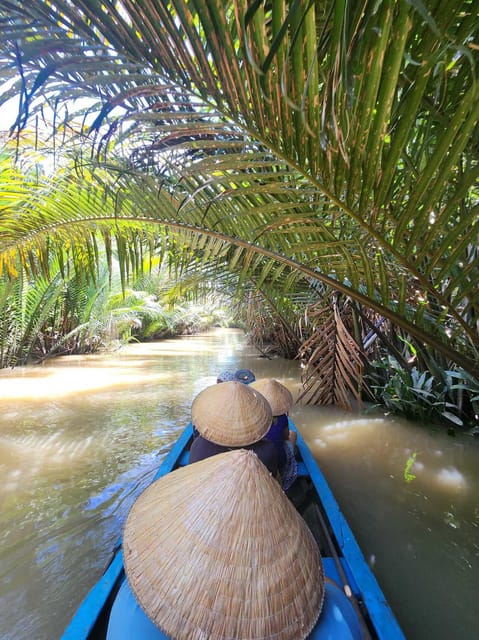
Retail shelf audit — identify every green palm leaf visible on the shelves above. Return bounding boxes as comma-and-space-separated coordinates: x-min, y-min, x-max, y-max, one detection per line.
0, 0, 477, 379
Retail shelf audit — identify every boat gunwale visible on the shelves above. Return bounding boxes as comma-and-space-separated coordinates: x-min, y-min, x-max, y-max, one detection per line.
291, 421, 405, 639
61, 426, 193, 640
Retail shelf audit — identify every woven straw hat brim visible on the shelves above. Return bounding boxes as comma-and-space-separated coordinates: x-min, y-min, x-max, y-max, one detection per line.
123, 449, 324, 640
191, 381, 273, 446
251, 379, 294, 416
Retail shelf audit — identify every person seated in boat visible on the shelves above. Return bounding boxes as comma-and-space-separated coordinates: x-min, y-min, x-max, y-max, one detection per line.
107, 449, 363, 640
250, 378, 298, 490
108, 450, 325, 640
191, 371, 234, 437
191, 369, 256, 438
189, 380, 279, 477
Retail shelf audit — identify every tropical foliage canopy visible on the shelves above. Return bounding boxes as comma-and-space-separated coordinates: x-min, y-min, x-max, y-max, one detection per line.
0, 1, 478, 421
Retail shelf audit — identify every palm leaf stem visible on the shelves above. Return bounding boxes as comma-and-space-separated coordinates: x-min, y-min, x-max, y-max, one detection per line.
359, 1, 412, 211
348, 0, 394, 200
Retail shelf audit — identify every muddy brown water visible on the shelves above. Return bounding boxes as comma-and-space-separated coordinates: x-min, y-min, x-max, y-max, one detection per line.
0, 329, 478, 639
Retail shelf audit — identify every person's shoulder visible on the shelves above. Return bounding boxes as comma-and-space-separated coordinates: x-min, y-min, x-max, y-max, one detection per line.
189, 435, 225, 462
253, 438, 276, 452
250, 439, 279, 474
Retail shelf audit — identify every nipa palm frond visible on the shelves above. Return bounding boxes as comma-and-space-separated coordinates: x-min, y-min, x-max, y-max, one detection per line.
298, 299, 370, 410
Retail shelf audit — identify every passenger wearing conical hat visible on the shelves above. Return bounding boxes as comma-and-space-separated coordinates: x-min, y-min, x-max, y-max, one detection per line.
189, 381, 278, 476
107, 449, 325, 640
250, 378, 298, 491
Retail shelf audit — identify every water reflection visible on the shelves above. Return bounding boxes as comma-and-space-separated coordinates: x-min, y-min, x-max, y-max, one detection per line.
0, 330, 266, 639
0, 330, 478, 640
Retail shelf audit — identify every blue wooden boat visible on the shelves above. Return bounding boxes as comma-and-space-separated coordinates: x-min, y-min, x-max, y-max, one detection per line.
61, 422, 405, 639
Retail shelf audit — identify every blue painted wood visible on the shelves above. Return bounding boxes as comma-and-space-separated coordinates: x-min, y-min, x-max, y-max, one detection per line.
62, 552, 125, 640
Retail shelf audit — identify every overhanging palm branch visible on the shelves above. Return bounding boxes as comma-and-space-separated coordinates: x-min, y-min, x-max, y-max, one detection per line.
0, 1, 477, 379
1, 149, 479, 374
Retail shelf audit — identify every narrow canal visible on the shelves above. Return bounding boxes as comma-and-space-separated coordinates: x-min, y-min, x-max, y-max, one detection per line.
0, 329, 477, 639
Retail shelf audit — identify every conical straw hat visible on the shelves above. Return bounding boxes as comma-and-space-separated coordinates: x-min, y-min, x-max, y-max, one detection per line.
123, 449, 324, 640
191, 380, 272, 446
251, 378, 294, 416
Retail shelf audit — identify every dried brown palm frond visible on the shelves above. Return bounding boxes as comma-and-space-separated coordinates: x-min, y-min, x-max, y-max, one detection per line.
298, 298, 370, 410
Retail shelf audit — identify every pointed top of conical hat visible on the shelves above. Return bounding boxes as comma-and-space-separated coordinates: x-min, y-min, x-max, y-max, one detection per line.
251, 378, 294, 416
191, 380, 272, 446
123, 449, 324, 640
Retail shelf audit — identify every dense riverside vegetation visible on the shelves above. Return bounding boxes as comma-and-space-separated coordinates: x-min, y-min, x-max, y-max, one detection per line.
0, 1, 477, 429
0, 164, 239, 365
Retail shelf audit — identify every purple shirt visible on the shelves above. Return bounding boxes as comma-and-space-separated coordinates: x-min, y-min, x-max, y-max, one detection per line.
265, 414, 289, 469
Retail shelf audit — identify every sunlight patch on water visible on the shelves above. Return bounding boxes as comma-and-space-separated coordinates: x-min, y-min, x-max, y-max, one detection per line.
436, 467, 468, 491
119, 332, 242, 358
306, 414, 473, 503
401, 453, 469, 494
311, 417, 387, 450
0, 431, 95, 457
322, 418, 386, 431
318, 418, 386, 442
0, 368, 170, 400
0, 432, 101, 491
